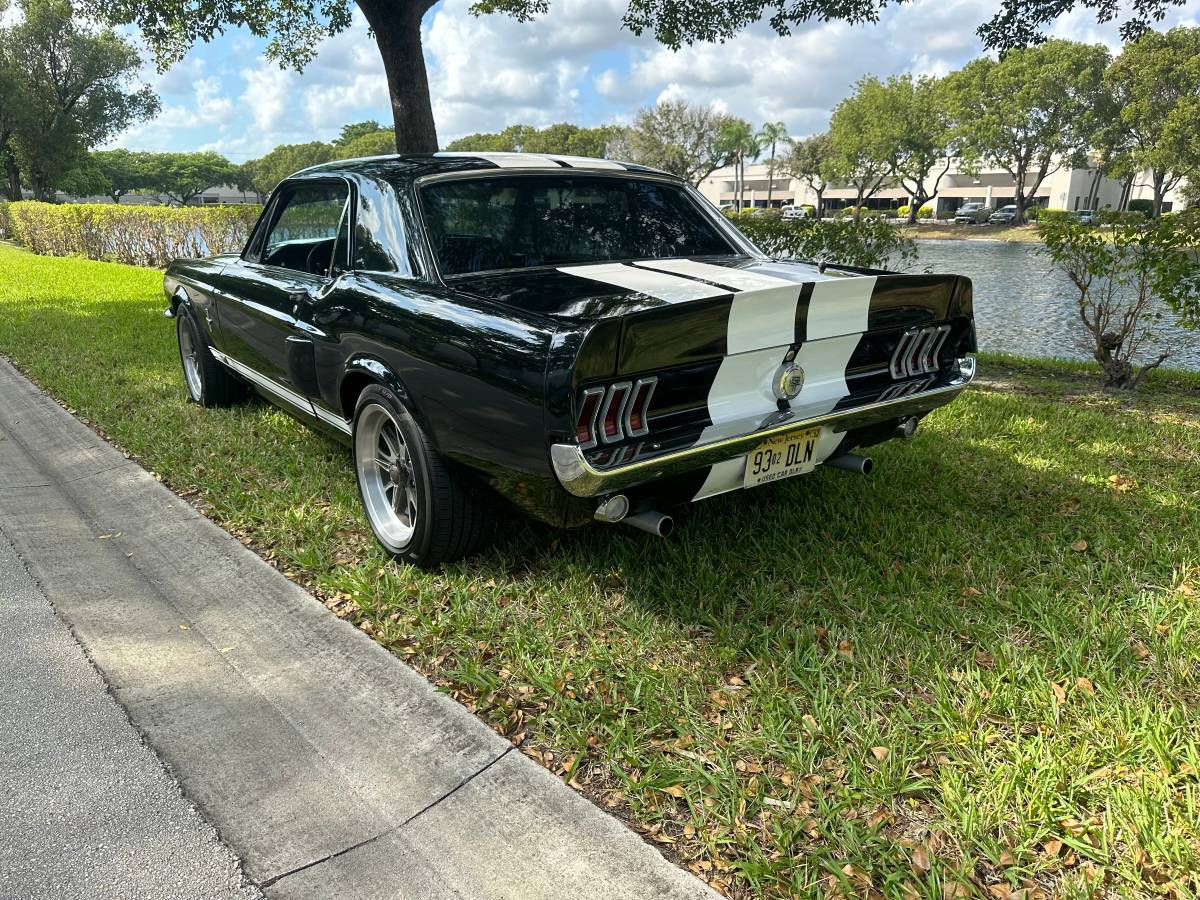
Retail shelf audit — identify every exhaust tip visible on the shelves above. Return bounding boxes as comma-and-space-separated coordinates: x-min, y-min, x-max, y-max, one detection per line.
594, 494, 630, 524
896, 417, 919, 440
658, 515, 674, 538
623, 509, 673, 538
861, 457, 875, 476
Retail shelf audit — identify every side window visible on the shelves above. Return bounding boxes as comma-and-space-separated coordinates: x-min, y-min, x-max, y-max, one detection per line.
261, 183, 349, 275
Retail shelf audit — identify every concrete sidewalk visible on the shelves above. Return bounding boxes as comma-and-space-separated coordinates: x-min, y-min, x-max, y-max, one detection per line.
0, 527, 261, 900
0, 358, 716, 900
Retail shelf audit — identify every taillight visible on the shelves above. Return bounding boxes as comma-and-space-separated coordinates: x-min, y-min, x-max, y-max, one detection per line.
600, 382, 631, 443
576, 387, 605, 449
624, 377, 656, 437
575, 376, 657, 448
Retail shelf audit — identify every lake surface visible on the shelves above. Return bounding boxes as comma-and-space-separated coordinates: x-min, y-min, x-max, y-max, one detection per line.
903, 239, 1200, 371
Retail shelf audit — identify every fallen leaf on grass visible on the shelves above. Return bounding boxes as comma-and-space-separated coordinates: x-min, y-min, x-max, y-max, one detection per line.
1133, 641, 1151, 660
660, 784, 687, 799
802, 714, 819, 732
837, 639, 854, 658
870, 746, 890, 761
911, 844, 931, 874
975, 649, 996, 669
1075, 676, 1095, 696
1042, 839, 1063, 859
1108, 473, 1136, 492
1050, 682, 1067, 703
1070, 540, 1089, 553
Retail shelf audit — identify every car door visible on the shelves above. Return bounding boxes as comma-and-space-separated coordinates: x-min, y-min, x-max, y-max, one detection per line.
217, 179, 351, 401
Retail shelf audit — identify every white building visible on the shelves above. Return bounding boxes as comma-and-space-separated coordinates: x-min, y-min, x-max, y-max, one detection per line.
699, 161, 1190, 216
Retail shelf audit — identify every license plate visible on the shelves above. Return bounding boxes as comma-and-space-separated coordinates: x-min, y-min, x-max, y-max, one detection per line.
744, 427, 821, 489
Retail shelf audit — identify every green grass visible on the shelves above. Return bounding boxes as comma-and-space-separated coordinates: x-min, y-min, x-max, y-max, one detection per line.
903, 224, 1045, 244
3, 242, 1199, 899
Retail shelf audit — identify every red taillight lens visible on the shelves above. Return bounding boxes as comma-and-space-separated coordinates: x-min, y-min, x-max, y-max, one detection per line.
600, 383, 631, 443
576, 377, 657, 448
624, 377, 657, 437
576, 387, 605, 449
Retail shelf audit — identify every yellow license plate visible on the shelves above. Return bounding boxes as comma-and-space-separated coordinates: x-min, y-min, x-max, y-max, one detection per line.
744, 427, 822, 489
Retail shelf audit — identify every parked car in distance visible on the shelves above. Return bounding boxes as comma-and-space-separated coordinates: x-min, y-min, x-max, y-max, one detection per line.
1075, 209, 1099, 224
988, 205, 1019, 225
953, 202, 993, 224
781, 205, 809, 220
165, 152, 977, 567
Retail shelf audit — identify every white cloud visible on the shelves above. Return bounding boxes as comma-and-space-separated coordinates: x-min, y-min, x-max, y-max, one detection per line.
105, 0, 1200, 156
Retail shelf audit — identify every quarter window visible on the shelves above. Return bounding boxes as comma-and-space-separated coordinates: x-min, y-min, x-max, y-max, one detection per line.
261, 183, 350, 275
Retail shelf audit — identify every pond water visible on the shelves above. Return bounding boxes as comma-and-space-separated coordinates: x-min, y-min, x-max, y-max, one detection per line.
903, 239, 1200, 371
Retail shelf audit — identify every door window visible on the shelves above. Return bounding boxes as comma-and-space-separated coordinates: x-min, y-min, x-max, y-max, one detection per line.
261, 183, 349, 275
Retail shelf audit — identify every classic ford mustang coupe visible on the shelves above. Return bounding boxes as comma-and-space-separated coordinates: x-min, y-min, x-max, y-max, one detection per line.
165, 152, 976, 566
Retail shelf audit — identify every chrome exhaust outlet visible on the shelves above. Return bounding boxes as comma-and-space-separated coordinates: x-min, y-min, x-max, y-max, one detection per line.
824, 453, 874, 475
895, 417, 919, 440
594, 494, 631, 524
623, 510, 674, 538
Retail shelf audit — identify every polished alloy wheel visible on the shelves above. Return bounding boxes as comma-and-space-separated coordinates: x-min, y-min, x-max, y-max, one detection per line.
179, 317, 203, 400
355, 403, 418, 549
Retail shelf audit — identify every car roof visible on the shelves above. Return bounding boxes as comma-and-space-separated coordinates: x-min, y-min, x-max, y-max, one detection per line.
294, 152, 672, 182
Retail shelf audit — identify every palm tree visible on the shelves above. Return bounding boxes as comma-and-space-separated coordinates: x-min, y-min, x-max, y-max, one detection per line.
718, 119, 760, 210
756, 121, 792, 207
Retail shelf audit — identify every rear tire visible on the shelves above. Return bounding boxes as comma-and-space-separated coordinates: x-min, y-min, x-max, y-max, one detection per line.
352, 384, 489, 568
176, 306, 247, 407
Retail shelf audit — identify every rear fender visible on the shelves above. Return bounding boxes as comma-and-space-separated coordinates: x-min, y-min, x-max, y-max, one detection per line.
339, 355, 430, 435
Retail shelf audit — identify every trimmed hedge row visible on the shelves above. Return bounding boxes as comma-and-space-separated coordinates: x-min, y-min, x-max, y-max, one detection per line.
0, 201, 262, 268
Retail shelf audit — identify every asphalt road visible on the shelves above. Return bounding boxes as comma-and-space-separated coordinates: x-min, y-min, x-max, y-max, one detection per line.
0, 525, 261, 900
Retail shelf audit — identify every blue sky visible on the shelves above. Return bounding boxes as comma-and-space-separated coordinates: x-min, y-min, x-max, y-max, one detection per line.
111, 0, 1200, 161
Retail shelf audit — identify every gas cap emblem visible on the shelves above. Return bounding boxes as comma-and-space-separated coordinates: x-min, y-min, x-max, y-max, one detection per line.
775, 363, 806, 401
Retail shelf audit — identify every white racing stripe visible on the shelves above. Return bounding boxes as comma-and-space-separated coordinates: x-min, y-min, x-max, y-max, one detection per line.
433, 151, 562, 169
806, 275, 876, 340
558, 263, 728, 304
549, 155, 626, 170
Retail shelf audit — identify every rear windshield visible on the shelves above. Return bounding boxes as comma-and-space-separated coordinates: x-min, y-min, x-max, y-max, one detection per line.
419, 175, 736, 276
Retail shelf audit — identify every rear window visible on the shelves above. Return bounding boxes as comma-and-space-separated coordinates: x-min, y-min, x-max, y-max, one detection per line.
419, 175, 735, 276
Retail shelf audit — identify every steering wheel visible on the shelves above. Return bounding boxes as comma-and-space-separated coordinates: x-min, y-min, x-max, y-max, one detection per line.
306, 241, 330, 275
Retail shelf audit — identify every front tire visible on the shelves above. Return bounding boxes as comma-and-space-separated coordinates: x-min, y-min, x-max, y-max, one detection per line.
176, 306, 247, 407
352, 384, 489, 568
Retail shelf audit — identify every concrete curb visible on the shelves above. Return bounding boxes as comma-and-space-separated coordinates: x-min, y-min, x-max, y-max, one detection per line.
0, 358, 719, 900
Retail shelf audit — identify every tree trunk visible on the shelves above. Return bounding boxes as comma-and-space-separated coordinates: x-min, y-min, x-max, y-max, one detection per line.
3, 153, 21, 202
359, 0, 439, 154
815, 187, 823, 219
1152, 170, 1165, 217
1086, 168, 1102, 212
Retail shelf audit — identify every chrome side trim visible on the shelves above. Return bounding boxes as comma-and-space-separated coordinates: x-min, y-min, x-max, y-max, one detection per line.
312, 403, 352, 435
209, 348, 316, 417
550, 358, 977, 498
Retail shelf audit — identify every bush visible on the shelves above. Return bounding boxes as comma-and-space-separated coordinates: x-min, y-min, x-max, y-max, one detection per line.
729, 215, 918, 271
1038, 208, 1200, 388
0, 201, 263, 268
1128, 198, 1154, 216
896, 205, 910, 219
918, 205, 934, 219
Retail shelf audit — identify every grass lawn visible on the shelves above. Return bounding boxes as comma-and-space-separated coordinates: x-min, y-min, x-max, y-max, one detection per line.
2, 242, 1200, 899
903, 224, 1044, 244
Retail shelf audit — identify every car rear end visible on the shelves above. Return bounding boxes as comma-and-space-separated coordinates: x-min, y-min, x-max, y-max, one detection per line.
546, 257, 976, 522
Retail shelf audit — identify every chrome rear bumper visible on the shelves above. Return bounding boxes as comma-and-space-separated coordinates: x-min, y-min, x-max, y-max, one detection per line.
550, 358, 976, 497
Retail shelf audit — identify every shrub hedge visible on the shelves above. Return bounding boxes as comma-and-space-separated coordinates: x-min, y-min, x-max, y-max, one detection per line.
0, 201, 262, 268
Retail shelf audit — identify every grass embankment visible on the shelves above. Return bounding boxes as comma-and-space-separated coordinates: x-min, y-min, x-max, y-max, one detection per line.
903, 224, 1044, 243
2, 243, 1199, 900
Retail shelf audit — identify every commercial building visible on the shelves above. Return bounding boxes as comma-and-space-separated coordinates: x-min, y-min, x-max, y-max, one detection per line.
699, 161, 1190, 216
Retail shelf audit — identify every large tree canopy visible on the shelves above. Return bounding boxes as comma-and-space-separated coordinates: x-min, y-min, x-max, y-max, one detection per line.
616, 100, 736, 185
79, 0, 1185, 155
1, 0, 158, 200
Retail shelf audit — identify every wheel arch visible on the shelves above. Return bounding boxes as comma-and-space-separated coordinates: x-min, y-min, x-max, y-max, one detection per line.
339, 356, 427, 432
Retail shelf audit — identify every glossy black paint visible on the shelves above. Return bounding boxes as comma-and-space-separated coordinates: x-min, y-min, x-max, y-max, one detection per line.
165, 154, 974, 529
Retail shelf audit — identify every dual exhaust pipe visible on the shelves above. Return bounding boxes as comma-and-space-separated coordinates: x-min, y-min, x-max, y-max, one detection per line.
591, 419, 921, 536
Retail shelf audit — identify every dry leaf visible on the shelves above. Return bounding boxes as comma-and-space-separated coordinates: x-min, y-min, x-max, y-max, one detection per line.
1043, 840, 1063, 858
660, 784, 687, 799
911, 844, 931, 873
837, 639, 854, 657
975, 649, 996, 669
1050, 682, 1067, 703
1076, 676, 1095, 696
1133, 641, 1151, 660
987, 885, 1011, 900
1071, 540, 1089, 553
802, 714, 819, 731
999, 851, 1016, 866
870, 746, 890, 761
962, 586, 984, 597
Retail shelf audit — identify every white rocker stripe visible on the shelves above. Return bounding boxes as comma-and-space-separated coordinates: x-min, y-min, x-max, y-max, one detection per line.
209, 347, 352, 433
557, 262, 728, 304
